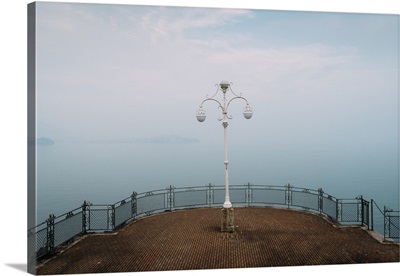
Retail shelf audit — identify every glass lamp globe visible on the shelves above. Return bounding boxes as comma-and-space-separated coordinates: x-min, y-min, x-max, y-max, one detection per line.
220, 80, 230, 92
243, 104, 253, 119
196, 107, 206, 122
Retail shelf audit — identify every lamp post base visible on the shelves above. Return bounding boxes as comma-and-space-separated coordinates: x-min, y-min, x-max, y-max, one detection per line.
221, 207, 235, 232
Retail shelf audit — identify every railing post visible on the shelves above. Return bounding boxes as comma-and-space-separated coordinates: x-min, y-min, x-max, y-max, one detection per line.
111, 204, 116, 230
167, 185, 174, 211
46, 214, 55, 254
82, 201, 86, 233
318, 188, 324, 214
360, 195, 364, 226
384, 206, 388, 241
208, 183, 213, 207
335, 198, 339, 222
285, 183, 292, 209
337, 199, 342, 222
246, 182, 252, 207
365, 199, 370, 229
370, 199, 374, 231
355, 195, 361, 225
131, 191, 137, 219
383, 206, 394, 241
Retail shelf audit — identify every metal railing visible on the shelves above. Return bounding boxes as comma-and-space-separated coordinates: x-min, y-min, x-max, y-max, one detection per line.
384, 208, 400, 241
337, 196, 369, 226
28, 183, 398, 264
370, 199, 400, 242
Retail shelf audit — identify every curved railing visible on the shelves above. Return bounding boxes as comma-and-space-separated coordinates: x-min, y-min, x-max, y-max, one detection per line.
28, 183, 398, 265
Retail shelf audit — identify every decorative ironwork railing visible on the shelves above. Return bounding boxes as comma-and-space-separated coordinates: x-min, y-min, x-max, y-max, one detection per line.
28, 184, 399, 264
384, 209, 400, 240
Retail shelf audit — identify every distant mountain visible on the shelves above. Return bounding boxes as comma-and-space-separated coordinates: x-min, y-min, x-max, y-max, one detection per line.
30, 135, 200, 145
82, 135, 200, 144
37, 121, 85, 143
129, 135, 200, 144
36, 137, 55, 146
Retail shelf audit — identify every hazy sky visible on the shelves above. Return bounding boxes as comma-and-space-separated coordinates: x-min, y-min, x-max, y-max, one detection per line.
36, 2, 398, 140
34, 2, 399, 199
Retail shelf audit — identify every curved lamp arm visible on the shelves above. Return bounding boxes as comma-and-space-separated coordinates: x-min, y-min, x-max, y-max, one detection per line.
226, 96, 253, 120
196, 98, 224, 122
196, 81, 253, 122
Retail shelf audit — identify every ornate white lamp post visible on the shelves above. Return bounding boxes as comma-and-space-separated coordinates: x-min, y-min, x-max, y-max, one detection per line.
196, 81, 253, 232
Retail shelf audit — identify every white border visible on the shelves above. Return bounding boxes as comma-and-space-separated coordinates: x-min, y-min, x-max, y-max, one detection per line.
0, 1, 398, 276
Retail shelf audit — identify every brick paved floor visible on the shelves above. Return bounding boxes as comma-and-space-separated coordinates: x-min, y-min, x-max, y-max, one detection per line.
36, 207, 399, 275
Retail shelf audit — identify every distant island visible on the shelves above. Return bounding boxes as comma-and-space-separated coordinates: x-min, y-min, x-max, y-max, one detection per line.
36, 137, 55, 146
82, 135, 200, 144
129, 135, 200, 144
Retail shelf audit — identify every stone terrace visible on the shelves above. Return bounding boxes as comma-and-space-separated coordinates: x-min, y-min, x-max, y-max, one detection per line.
37, 207, 399, 274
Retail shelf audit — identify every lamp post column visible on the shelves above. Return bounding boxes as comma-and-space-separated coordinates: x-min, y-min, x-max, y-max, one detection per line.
221, 81, 231, 210
221, 116, 234, 232
221, 85, 234, 232
196, 81, 252, 232
222, 116, 231, 208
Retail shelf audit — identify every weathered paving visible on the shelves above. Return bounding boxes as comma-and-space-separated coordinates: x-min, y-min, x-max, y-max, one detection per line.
37, 207, 399, 274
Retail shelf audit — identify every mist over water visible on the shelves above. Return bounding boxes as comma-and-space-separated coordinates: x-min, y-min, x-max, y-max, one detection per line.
36, 140, 399, 226
37, 141, 219, 222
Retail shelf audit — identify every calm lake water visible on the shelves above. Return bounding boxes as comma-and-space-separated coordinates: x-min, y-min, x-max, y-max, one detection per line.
35, 142, 399, 236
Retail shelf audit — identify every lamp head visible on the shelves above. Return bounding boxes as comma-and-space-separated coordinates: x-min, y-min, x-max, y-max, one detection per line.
196, 107, 206, 122
219, 80, 230, 93
243, 104, 253, 119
